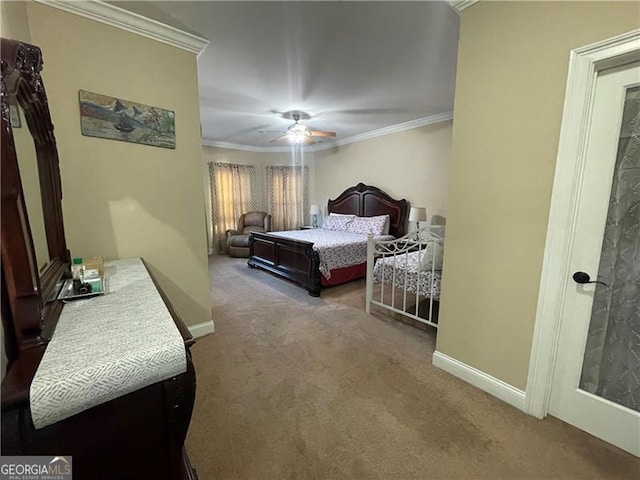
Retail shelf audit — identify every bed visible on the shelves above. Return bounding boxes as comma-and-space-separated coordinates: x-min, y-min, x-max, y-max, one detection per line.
365, 226, 444, 328
248, 183, 408, 296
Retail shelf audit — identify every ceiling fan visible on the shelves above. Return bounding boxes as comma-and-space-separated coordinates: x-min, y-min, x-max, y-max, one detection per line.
261, 111, 336, 145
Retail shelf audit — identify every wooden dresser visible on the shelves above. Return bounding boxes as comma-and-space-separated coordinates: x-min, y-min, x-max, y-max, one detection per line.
1, 258, 199, 479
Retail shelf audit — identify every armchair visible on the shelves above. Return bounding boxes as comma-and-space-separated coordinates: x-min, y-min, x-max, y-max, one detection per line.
225, 211, 272, 258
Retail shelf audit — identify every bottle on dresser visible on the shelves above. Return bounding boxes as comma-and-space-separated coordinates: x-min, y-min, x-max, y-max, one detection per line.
71, 257, 85, 294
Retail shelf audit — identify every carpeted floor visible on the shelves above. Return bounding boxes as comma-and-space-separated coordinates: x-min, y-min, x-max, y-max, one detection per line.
185, 254, 640, 479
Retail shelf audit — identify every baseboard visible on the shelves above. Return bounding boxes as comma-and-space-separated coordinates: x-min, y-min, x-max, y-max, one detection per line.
188, 320, 215, 338
432, 351, 526, 411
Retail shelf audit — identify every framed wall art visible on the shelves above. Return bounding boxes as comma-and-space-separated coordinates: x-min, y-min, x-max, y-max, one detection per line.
78, 90, 175, 149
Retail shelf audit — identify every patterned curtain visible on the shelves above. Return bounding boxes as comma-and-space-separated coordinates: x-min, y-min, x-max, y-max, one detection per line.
208, 162, 257, 253
579, 85, 640, 412
265, 165, 309, 231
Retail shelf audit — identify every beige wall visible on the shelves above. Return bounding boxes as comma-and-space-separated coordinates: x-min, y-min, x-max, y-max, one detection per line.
437, 2, 640, 390
314, 122, 452, 224
25, 3, 211, 327
0, 1, 31, 42
202, 146, 316, 248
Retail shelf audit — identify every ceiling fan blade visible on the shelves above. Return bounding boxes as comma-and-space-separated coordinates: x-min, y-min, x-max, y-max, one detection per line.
309, 130, 336, 138
269, 135, 289, 143
259, 130, 286, 134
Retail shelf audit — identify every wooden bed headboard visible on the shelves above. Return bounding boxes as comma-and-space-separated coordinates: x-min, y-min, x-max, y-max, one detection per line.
327, 183, 409, 238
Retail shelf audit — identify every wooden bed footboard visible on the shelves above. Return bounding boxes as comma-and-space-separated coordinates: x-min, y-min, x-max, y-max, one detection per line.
248, 232, 322, 296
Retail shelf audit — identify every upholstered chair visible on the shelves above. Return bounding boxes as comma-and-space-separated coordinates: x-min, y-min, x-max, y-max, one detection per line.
225, 211, 272, 258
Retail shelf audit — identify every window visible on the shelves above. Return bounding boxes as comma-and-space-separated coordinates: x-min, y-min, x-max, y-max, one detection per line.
265, 165, 309, 231
208, 162, 257, 253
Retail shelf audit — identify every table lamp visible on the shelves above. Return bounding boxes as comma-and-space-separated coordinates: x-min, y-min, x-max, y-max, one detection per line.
310, 205, 321, 228
409, 207, 427, 230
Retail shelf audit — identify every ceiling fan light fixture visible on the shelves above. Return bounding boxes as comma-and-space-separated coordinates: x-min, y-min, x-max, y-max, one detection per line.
288, 123, 311, 136
287, 122, 312, 142
288, 133, 308, 144
266, 110, 335, 145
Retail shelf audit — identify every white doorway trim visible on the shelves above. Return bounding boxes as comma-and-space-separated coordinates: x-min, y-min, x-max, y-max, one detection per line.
525, 29, 640, 419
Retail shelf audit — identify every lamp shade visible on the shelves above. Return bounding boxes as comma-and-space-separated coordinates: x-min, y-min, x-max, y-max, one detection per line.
310, 205, 321, 215
408, 207, 427, 222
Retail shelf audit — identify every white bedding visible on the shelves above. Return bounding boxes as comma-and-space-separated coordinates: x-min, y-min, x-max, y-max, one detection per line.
271, 229, 392, 279
373, 250, 442, 300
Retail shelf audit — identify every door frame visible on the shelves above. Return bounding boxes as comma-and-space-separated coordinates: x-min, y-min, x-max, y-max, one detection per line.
525, 29, 640, 419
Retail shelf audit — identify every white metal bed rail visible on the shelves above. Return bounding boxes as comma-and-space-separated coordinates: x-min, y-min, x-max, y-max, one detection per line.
366, 226, 444, 328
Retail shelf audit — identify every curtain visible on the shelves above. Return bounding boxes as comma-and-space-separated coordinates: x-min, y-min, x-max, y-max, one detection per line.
265, 165, 309, 231
579, 85, 640, 412
208, 162, 257, 253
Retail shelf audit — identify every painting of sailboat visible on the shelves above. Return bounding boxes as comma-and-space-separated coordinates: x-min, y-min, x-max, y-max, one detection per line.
78, 90, 175, 149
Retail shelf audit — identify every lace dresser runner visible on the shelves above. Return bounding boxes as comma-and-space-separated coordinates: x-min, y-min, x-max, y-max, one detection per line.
30, 258, 187, 430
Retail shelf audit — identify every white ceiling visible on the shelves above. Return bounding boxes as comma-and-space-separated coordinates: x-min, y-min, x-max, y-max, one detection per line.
113, 1, 460, 151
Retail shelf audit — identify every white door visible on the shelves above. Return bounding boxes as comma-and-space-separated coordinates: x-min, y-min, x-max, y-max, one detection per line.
548, 63, 640, 456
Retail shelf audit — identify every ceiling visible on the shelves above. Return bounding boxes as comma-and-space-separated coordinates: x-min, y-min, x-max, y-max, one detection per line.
112, 1, 460, 151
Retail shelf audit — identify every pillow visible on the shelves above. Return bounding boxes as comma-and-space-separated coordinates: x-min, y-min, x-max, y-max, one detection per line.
330, 212, 389, 233
346, 215, 388, 236
419, 240, 444, 271
323, 214, 355, 231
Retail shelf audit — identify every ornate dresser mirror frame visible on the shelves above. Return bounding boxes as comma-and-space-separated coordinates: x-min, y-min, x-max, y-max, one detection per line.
1, 38, 69, 361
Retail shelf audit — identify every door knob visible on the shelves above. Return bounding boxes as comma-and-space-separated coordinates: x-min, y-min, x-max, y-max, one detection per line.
572, 271, 608, 287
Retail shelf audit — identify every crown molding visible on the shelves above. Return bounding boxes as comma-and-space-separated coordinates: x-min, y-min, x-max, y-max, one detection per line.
34, 0, 208, 54
449, 1, 479, 13
201, 140, 303, 154
314, 111, 453, 151
201, 111, 454, 153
